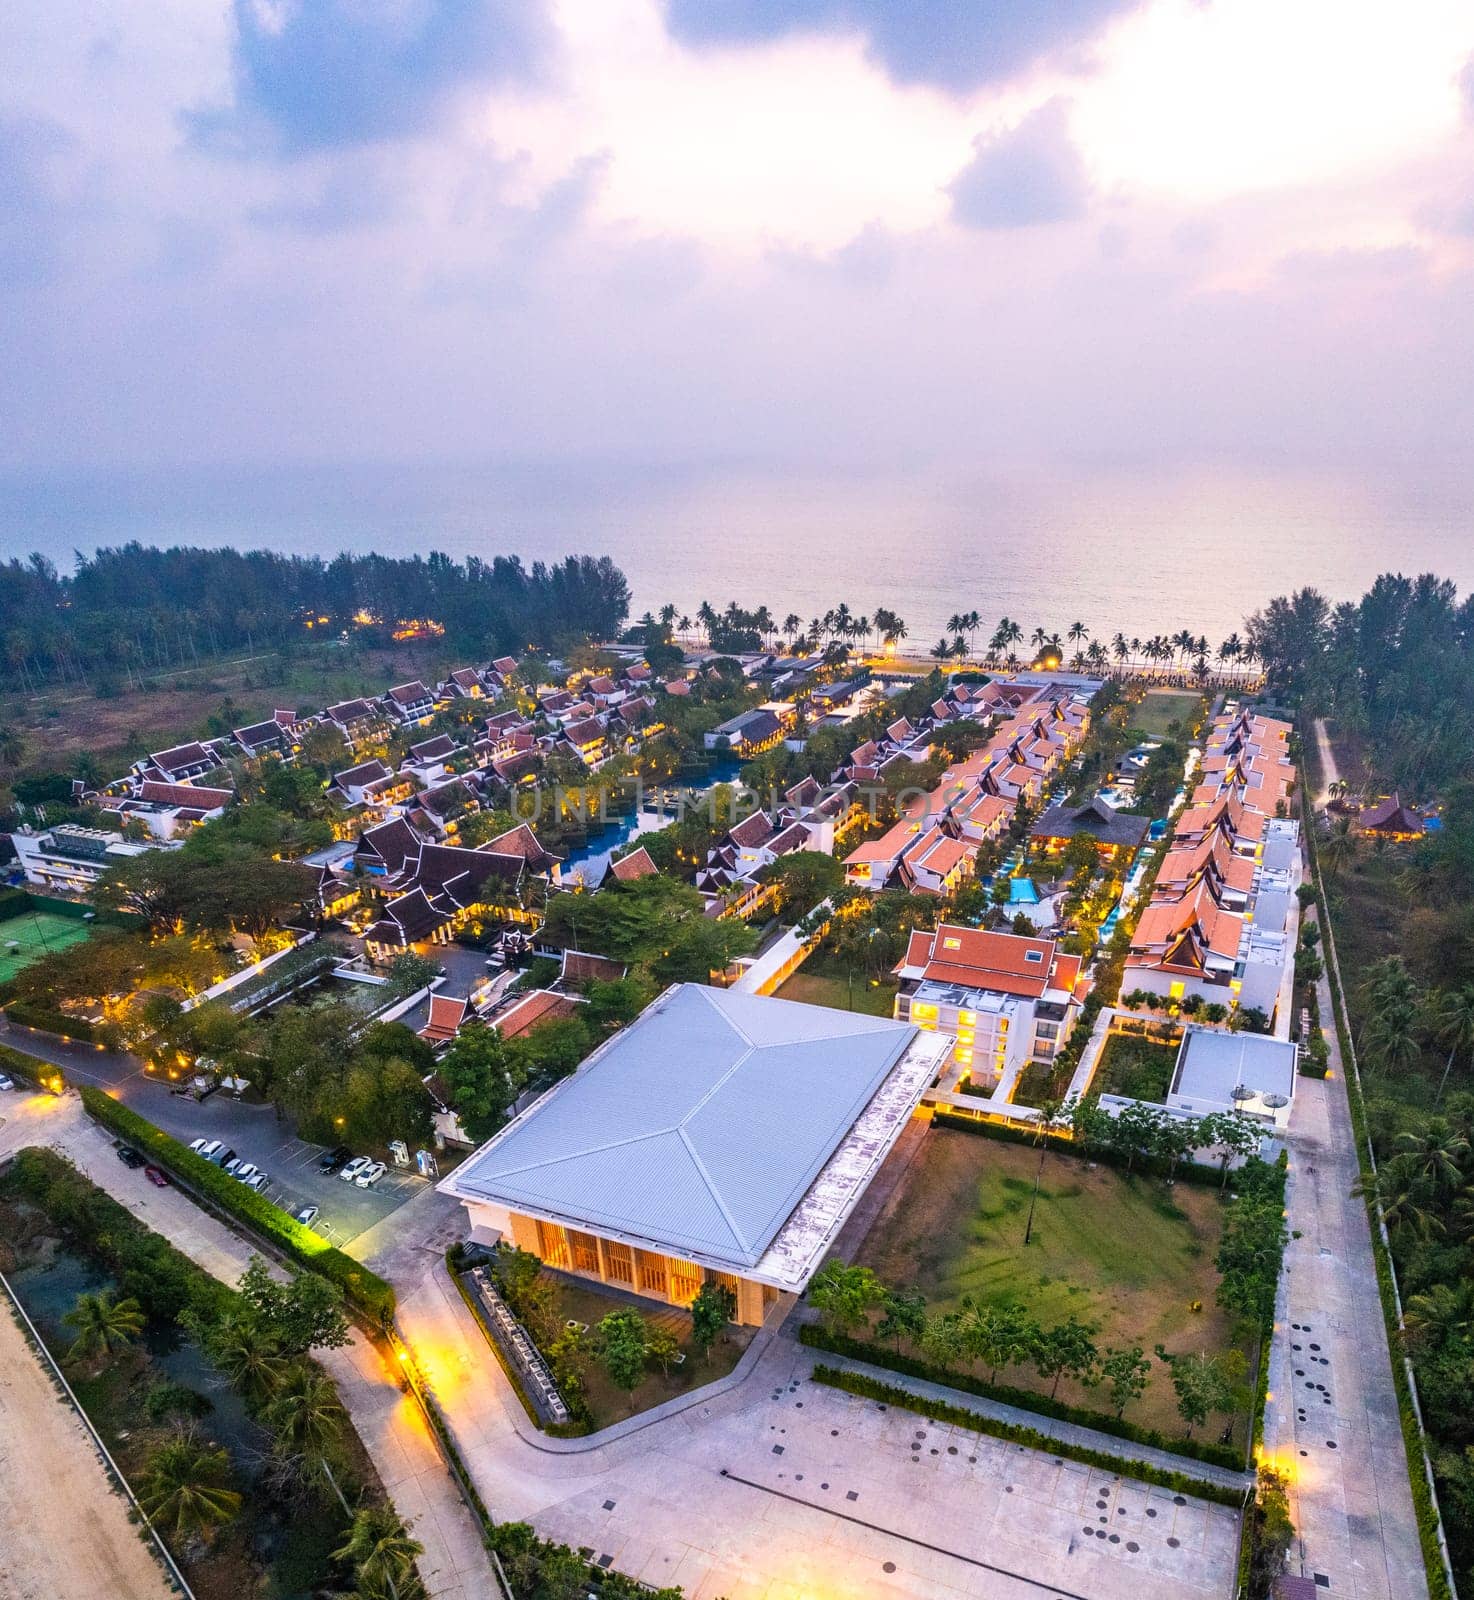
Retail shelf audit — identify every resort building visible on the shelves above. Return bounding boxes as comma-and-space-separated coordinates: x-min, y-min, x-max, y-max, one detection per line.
1357, 793, 1425, 841
893, 924, 1087, 1087
9, 823, 174, 893
1030, 795, 1150, 862
1163, 1025, 1298, 1130
440, 984, 950, 1325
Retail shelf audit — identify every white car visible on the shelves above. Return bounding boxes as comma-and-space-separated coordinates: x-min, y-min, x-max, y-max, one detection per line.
354, 1160, 386, 1189
338, 1156, 370, 1184
293, 1204, 320, 1228
241, 1173, 270, 1193
231, 1163, 264, 1185
0, 1074, 14, 1091
190, 1138, 222, 1161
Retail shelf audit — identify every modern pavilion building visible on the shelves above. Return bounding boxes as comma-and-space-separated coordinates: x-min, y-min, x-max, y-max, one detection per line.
439, 983, 949, 1325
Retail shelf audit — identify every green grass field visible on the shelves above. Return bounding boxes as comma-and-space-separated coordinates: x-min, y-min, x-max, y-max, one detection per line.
0, 912, 92, 983
857, 1131, 1246, 1436
1130, 689, 1202, 738
1094, 1030, 1178, 1100
774, 967, 898, 1018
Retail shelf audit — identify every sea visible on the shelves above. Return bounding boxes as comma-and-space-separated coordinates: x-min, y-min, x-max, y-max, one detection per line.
3, 458, 1472, 650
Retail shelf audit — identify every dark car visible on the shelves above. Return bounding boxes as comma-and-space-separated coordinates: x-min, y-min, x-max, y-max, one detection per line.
143, 1166, 169, 1188
116, 1146, 145, 1169
317, 1145, 353, 1174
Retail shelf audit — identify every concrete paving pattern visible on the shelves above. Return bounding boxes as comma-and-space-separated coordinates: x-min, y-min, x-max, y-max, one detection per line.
1259, 911, 1430, 1599
0, 1301, 171, 1600
375, 1190, 1242, 1600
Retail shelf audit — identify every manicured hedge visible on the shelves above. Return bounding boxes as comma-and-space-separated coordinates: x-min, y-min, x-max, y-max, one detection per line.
4, 1000, 96, 1041
0, 885, 30, 920
79, 1086, 396, 1327
0, 1041, 65, 1092
798, 1324, 1242, 1469
808, 1364, 1246, 1508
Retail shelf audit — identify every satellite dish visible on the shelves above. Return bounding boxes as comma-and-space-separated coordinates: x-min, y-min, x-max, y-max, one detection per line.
1230, 1084, 1254, 1102
1262, 1092, 1290, 1109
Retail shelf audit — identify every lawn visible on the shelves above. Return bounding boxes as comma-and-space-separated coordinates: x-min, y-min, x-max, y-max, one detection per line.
0, 911, 93, 983
550, 1278, 753, 1426
1129, 689, 1202, 738
774, 965, 898, 1019
1094, 1029, 1178, 1101
855, 1130, 1247, 1438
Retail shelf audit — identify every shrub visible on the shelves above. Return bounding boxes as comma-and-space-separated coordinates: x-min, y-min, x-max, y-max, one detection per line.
4, 1000, 96, 1041
807, 1364, 1245, 1507
798, 1324, 1243, 1469
78, 1087, 395, 1327
0, 1042, 65, 1092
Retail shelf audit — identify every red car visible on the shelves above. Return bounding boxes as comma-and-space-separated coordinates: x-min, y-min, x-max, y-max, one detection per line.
143, 1166, 169, 1188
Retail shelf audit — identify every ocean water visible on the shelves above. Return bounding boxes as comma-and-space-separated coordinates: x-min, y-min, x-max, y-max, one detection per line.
3, 459, 1471, 649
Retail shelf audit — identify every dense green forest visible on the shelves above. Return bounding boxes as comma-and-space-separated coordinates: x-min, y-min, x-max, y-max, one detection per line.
0, 546, 631, 691
1248, 572, 1474, 795
1256, 571, 1474, 1585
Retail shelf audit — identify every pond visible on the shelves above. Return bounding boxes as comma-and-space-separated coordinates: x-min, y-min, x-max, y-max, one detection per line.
6, 1230, 332, 1600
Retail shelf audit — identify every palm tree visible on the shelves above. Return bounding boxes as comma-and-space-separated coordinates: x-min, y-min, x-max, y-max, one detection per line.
1030, 625, 1049, 654
139, 1433, 242, 1540
266, 1364, 345, 1463
1363, 1004, 1421, 1078
1111, 632, 1129, 669
1402, 1282, 1473, 1351
1219, 632, 1242, 666
1068, 620, 1088, 650
1430, 986, 1474, 1101
333, 1506, 424, 1597
1395, 1124, 1468, 1193
64, 1290, 145, 1364
695, 601, 717, 643
1319, 816, 1357, 878
1355, 1158, 1441, 1239
207, 1314, 288, 1402
929, 637, 953, 662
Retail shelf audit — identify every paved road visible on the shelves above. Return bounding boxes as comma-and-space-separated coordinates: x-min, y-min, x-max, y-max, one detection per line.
1258, 905, 1429, 1597
1312, 717, 1343, 807
1, 1022, 427, 1245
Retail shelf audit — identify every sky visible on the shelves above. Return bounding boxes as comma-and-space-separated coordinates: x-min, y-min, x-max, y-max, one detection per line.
4, 0, 1474, 482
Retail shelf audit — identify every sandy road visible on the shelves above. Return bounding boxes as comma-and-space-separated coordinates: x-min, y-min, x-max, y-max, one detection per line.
0, 1303, 171, 1600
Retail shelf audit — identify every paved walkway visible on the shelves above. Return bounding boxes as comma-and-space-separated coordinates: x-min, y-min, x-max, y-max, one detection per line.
3, 1098, 496, 1600
1259, 909, 1429, 1599
1312, 718, 1343, 807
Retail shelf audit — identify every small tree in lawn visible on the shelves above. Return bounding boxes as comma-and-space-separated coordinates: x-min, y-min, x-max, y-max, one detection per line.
1099, 1345, 1152, 1418
920, 1311, 967, 1372
1155, 1346, 1246, 1439
806, 1258, 885, 1336
1032, 1316, 1099, 1399
598, 1307, 650, 1406
876, 1288, 927, 1351
646, 1324, 683, 1378
689, 1281, 736, 1363
960, 1300, 1038, 1385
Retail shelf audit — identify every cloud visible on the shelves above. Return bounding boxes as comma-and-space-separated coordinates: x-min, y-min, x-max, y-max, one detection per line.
0, 110, 77, 287
1462, 54, 1474, 117
948, 101, 1089, 229
191, 0, 552, 156
662, 0, 1141, 93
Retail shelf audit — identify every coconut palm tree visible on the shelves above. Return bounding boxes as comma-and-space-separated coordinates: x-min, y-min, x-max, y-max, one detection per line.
1395, 1124, 1469, 1194
1363, 1004, 1422, 1078
1030, 624, 1050, 654
1319, 816, 1357, 878
1219, 632, 1242, 666
1111, 632, 1129, 669
929, 637, 953, 661
1429, 985, 1474, 1102
266, 1364, 345, 1463
207, 1315, 288, 1403
64, 1290, 145, 1364
1068, 620, 1089, 650
139, 1433, 242, 1541
1355, 1158, 1442, 1239
333, 1506, 425, 1597
782, 613, 802, 648
1402, 1282, 1473, 1351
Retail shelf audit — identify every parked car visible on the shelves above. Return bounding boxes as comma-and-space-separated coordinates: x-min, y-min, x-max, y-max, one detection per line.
241, 1173, 270, 1193
116, 1146, 145, 1169
354, 1160, 386, 1189
230, 1163, 264, 1185
189, 1137, 221, 1159
293, 1204, 320, 1228
223, 1156, 244, 1175
0, 1074, 14, 1091
209, 1148, 237, 1169
143, 1166, 169, 1188
338, 1156, 370, 1184
317, 1145, 353, 1174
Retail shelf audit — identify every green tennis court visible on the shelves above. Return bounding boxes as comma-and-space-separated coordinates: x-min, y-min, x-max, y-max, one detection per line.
0, 911, 93, 983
